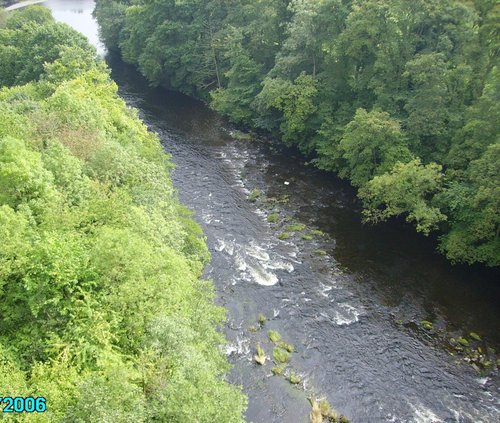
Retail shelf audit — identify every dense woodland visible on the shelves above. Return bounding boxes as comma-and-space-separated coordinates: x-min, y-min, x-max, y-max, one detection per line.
0, 7, 246, 422
95, 0, 500, 267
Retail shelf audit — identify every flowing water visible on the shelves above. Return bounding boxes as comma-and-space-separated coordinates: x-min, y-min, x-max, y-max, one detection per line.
39, 1, 500, 421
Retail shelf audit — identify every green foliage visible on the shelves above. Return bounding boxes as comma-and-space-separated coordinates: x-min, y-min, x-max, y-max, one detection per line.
360, 160, 446, 235
0, 9, 6, 29
0, 9, 246, 422
0, 7, 95, 87
439, 144, 500, 266
92, 0, 127, 51
95, 0, 500, 266
256, 73, 318, 147
337, 109, 412, 187
211, 28, 262, 123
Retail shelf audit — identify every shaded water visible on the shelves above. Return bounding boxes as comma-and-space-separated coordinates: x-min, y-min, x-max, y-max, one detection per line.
45, 2, 500, 422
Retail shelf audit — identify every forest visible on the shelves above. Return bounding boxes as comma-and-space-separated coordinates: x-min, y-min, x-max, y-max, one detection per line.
95, 0, 499, 267
0, 7, 246, 422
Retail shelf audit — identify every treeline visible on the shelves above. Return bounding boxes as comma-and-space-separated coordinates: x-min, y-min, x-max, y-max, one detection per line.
95, 0, 499, 267
0, 7, 246, 422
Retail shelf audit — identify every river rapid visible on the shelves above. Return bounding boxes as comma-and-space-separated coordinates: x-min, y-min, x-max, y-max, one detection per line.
39, 1, 500, 422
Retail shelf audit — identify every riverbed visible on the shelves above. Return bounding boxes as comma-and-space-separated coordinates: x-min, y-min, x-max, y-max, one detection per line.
41, 1, 500, 421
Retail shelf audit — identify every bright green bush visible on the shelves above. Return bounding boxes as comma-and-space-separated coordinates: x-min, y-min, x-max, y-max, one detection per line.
0, 8, 246, 422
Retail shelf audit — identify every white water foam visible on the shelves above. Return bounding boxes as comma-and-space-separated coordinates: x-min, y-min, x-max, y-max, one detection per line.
331, 303, 362, 326
410, 404, 443, 423
319, 282, 333, 298
225, 335, 250, 357
215, 238, 294, 286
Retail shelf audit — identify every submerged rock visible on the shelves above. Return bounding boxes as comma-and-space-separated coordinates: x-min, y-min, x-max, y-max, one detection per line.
420, 320, 433, 330
469, 332, 482, 341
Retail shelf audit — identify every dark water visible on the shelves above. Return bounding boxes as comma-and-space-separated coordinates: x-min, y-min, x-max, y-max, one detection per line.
45, 2, 500, 422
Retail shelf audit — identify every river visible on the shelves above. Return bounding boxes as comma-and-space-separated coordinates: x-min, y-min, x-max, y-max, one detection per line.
36, 1, 500, 421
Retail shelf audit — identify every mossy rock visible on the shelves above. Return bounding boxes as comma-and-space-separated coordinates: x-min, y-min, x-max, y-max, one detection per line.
273, 347, 290, 364
280, 342, 295, 353
286, 222, 307, 232
268, 330, 282, 343
318, 399, 330, 416
271, 364, 286, 375
469, 332, 481, 341
254, 343, 266, 365
248, 189, 261, 202
395, 319, 404, 325
248, 325, 258, 332
315, 250, 327, 256
267, 213, 280, 223
309, 399, 323, 423
458, 337, 469, 347
231, 130, 252, 141
278, 232, 290, 240
279, 195, 290, 204
301, 234, 314, 241
288, 370, 301, 384
258, 313, 266, 326
310, 229, 325, 237
420, 320, 433, 330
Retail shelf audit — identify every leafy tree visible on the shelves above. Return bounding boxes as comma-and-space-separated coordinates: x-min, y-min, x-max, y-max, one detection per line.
256, 72, 318, 148
439, 144, 500, 265
337, 109, 412, 187
360, 159, 447, 234
92, 0, 128, 51
210, 28, 262, 123
0, 8, 247, 421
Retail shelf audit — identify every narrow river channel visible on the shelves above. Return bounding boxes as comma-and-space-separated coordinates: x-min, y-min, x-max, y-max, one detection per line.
39, 1, 500, 421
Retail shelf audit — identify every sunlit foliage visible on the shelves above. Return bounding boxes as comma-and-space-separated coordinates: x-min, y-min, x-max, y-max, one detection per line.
0, 7, 246, 421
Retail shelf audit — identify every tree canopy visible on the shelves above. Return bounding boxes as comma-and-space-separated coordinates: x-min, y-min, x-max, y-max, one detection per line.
95, 0, 500, 267
0, 7, 246, 421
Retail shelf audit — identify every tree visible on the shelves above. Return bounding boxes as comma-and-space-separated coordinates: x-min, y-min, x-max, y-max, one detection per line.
256, 72, 318, 148
210, 28, 263, 124
337, 109, 412, 187
439, 144, 500, 266
0, 9, 247, 420
360, 159, 447, 235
